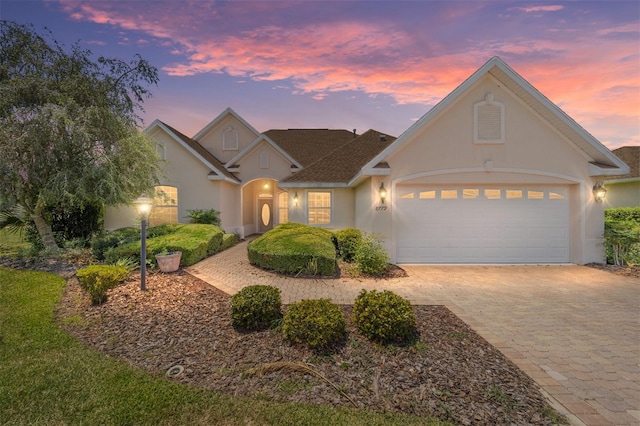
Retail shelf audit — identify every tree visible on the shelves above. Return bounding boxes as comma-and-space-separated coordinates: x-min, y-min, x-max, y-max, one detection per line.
0, 21, 162, 250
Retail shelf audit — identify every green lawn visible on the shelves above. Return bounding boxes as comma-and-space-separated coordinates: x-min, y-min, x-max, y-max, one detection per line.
0, 267, 450, 425
0, 230, 30, 256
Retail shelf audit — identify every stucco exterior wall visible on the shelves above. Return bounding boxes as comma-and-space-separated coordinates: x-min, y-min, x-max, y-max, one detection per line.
234, 141, 294, 182
104, 205, 139, 230
197, 115, 258, 164
376, 75, 604, 264
285, 187, 355, 230
104, 127, 243, 232
604, 181, 640, 208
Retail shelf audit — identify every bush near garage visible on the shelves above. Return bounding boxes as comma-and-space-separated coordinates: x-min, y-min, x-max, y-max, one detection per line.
102, 224, 233, 267
247, 223, 336, 276
230, 285, 282, 331
354, 233, 390, 276
282, 299, 346, 351
604, 207, 640, 266
353, 289, 417, 344
333, 228, 362, 263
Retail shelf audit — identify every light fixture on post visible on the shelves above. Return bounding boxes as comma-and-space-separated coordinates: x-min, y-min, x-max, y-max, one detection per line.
593, 182, 607, 202
293, 192, 299, 206
134, 194, 153, 291
379, 182, 387, 204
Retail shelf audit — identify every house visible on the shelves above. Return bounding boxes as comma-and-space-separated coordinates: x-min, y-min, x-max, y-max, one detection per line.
604, 146, 639, 208
105, 57, 629, 264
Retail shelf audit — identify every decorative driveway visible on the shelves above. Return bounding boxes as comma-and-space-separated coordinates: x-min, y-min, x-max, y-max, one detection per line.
188, 240, 640, 425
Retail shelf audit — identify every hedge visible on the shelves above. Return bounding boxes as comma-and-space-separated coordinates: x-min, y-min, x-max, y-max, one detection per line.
104, 224, 226, 267
247, 223, 336, 276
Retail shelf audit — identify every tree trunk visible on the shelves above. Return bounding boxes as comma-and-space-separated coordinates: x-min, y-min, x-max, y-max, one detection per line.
31, 206, 59, 251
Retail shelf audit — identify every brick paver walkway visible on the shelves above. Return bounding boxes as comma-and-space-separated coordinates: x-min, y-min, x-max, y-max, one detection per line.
187, 239, 640, 426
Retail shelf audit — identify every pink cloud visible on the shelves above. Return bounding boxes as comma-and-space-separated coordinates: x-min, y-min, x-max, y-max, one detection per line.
511, 5, 565, 13
55, 1, 638, 148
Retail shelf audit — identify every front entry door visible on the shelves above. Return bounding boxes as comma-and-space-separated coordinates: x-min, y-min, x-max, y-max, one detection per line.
258, 199, 273, 233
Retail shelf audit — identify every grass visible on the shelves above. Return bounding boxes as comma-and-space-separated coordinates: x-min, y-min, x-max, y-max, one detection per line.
0, 267, 451, 425
0, 230, 30, 256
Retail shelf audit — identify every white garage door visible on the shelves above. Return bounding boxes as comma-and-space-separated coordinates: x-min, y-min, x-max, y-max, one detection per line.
395, 186, 570, 263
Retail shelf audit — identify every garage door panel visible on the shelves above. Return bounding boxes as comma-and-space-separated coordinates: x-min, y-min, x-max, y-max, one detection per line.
396, 185, 570, 263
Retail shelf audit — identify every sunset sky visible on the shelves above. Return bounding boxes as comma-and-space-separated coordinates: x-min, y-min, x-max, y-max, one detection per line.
1, 1, 638, 149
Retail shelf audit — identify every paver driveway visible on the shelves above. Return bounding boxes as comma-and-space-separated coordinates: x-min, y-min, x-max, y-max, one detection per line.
188, 240, 640, 425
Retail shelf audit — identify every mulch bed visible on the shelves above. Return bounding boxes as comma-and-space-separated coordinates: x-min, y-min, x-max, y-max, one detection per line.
56, 269, 568, 425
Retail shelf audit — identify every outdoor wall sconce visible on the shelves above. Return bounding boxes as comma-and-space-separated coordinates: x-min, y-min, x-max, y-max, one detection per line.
379, 182, 387, 204
134, 194, 153, 291
293, 192, 299, 206
593, 182, 607, 202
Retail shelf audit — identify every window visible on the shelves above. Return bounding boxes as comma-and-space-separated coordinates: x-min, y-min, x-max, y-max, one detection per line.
400, 192, 415, 199
527, 190, 544, 200
149, 185, 178, 226
484, 189, 501, 199
441, 189, 458, 199
463, 189, 479, 199
549, 191, 565, 200
474, 93, 504, 143
223, 126, 239, 150
506, 190, 523, 199
278, 192, 288, 224
308, 191, 331, 225
419, 190, 436, 199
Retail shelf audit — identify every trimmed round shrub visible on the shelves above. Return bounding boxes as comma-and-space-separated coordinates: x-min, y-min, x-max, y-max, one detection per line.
247, 223, 336, 276
76, 265, 129, 305
353, 289, 417, 344
334, 228, 362, 263
355, 233, 390, 275
230, 285, 282, 330
283, 299, 346, 351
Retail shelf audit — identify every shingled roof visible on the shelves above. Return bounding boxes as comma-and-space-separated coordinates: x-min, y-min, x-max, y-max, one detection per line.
263, 129, 355, 168
282, 130, 396, 184
608, 146, 639, 180
160, 121, 240, 182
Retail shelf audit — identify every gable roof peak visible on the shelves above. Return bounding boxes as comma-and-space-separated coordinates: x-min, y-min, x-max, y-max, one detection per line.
361, 56, 628, 175
192, 107, 260, 141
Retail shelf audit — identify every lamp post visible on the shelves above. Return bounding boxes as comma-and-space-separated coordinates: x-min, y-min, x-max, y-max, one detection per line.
134, 194, 153, 291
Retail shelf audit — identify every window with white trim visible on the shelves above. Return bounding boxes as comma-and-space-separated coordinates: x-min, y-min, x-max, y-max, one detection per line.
307, 191, 331, 225
278, 192, 288, 224
149, 185, 178, 226
474, 92, 504, 143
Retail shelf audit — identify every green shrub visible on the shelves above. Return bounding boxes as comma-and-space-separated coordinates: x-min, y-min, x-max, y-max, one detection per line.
604, 207, 640, 266
146, 223, 180, 239
91, 227, 140, 261
283, 299, 346, 351
353, 289, 417, 344
230, 285, 282, 330
222, 233, 237, 251
334, 228, 362, 263
186, 208, 221, 226
76, 265, 129, 305
103, 224, 224, 267
355, 233, 390, 275
248, 223, 336, 276
24, 201, 104, 251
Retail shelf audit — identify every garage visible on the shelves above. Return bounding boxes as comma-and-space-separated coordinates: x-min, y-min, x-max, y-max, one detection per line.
395, 185, 570, 264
